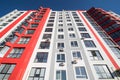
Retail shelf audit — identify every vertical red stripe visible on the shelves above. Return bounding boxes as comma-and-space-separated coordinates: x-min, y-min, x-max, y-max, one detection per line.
8, 8, 50, 80
0, 11, 32, 38
78, 10, 120, 70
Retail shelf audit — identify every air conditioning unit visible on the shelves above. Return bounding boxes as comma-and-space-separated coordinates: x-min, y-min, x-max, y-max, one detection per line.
59, 62, 64, 66
59, 48, 64, 52
80, 37, 85, 40
71, 60, 77, 64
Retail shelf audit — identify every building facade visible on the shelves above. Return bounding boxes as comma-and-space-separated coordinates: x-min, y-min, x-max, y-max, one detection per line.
87, 7, 120, 46
0, 7, 120, 80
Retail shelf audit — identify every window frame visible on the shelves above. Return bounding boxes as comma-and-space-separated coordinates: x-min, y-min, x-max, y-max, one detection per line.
34, 52, 48, 63
75, 66, 87, 78
56, 54, 65, 62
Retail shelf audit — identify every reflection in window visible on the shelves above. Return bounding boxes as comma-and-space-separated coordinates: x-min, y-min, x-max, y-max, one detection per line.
56, 70, 66, 80
0, 64, 16, 80
75, 66, 87, 78
39, 42, 50, 49
26, 29, 35, 34
43, 34, 51, 39
30, 23, 38, 28
76, 23, 84, 26
84, 40, 96, 47
71, 41, 78, 47
103, 38, 115, 46
58, 28, 63, 32
45, 28, 53, 32
58, 35, 64, 39
10, 36, 18, 43
94, 65, 113, 79
78, 27, 87, 31
72, 51, 82, 59
18, 37, 30, 44
34, 52, 48, 63
28, 67, 46, 80
110, 47, 120, 59
7, 48, 24, 58
0, 46, 10, 57
89, 50, 103, 60
81, 33, 91, 38
57, 54, 65, 62
57, 43, 64, 49
69, 33, 76, 38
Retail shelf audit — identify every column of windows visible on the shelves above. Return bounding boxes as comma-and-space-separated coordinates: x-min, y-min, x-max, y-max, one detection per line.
82, 12, 116, 79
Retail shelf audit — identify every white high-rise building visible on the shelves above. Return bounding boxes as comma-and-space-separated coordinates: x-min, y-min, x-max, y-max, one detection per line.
0, 7, 120, 80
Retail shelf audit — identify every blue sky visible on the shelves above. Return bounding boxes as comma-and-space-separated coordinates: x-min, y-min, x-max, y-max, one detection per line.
0, 0, 120, 17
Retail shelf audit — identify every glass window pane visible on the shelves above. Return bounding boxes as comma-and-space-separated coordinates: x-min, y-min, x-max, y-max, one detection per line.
62, 70, 66, 80
94, 65, 113, 79
28, 68, 46, 80
0, 64, 16, 80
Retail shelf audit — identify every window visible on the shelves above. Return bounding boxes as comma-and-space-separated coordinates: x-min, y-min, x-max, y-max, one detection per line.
57, 43, 64, 49
10, 36, 18, 43
58, 28, 63, 32
28, 67, 46, 80
76, 23, 84, 26
39, 42, 50, 49
59, 17, 62, 19
1, 23, 8, 26
58, 35, 64, 39
7, 19, 13, 22
67, 23, 72, 26
69, 33, 76, 38
48, 20, 54, 22
71, 41, 78, 47
94, 27, 103, 31
57, 54, 65, 62
67, 20, 71, 22
75, 19, 81, 22
89, 50, 103, 60
81, 33, 91, 38
58, 24, 63, 27
45, 28, 53, 32
42, 34, 51, 39
98, 32, 108, 38
0, 41, 5, 48
68, 28, 74, 31
66, 17, 70, 19
18, 28, 24, 34
30, 23, 38, 28
47, 23, 53, 27
84, 40, 96, 47
22, 22, 29, 26
26, 29, 35, 34
34, 52, 48, 63
72, 51, 82, 59
56, 70, 66, 80
94, 65, 113, 79
78, 27, 87, 31
110, 47, 120, 59
59, 20, 63, 22
0, 46, 10, 57
7, 48, 24, 58
103, 39, 115, 46
18, 37, 30, 44
49, 17, 55, 19
75, 67, 87, 78
0, 64, 16, 80
34, 19, 40, 22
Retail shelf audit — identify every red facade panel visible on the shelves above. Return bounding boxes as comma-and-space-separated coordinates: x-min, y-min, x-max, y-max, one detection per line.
0, 8, 50, 80
0, 11, 31, 38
